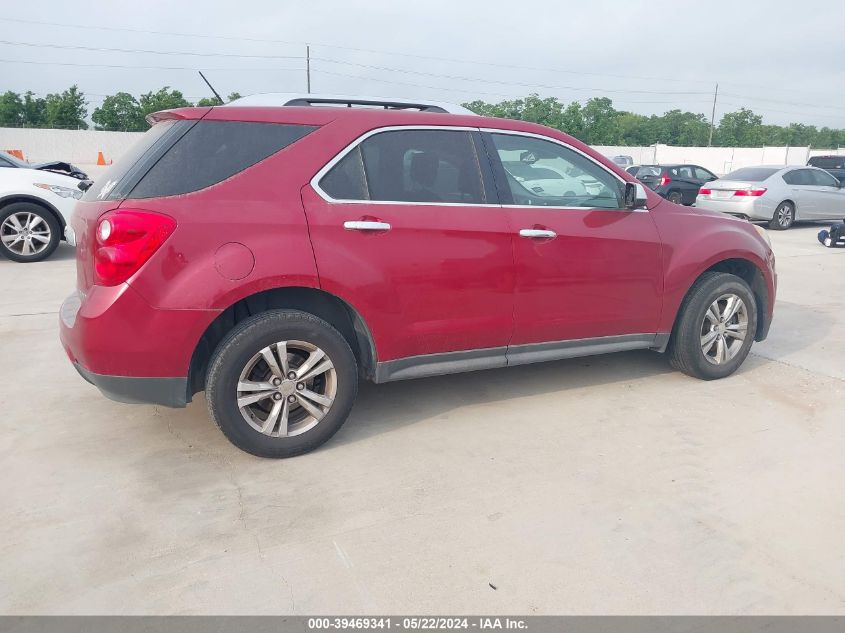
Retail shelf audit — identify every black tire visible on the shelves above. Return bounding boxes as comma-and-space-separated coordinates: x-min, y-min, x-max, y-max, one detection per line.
206, 310, 358, 458
769, 201, 795, 230
0, 202, 61, 263
669, 271, 758, 380
667, 190, 683, 204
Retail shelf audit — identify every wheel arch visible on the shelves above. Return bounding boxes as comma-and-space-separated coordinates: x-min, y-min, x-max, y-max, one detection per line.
672, 257, 770, 343
187, 286, 377, 398
0, 194, 67, 232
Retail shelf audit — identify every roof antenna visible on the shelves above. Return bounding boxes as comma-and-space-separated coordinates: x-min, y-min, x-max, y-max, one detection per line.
198, 71, 224, 105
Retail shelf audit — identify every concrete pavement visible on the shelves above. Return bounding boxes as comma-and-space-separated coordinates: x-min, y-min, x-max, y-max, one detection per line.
1, 225, 843, 614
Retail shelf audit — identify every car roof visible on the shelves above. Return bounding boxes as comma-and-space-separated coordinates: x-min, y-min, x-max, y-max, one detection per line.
226, 92, 476, 115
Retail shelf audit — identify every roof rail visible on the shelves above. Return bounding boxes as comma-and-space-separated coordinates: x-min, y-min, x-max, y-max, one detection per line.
226, 93, 475, 115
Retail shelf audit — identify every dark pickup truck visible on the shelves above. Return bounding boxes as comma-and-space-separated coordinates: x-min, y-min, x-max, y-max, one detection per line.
808, 155, 845, 185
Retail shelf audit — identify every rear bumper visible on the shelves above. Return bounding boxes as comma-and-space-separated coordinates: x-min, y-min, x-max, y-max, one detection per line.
60, 284, 218, 408
74, 363, 188, 407
694, 196, 774, 221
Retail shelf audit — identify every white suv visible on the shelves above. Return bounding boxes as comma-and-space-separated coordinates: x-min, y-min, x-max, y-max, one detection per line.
0, 154, 84, 262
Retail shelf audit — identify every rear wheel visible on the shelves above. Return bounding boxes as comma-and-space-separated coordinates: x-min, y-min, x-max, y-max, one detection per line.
769, 201, 794, 230
669, 272, 757, 380
206, 310, 358, 458
667, 190, 683, 204
0, 202, 61, 262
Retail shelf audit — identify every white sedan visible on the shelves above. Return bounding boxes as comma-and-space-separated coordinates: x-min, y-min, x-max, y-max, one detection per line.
0, 155, 84, 262
696, 165, 845, 230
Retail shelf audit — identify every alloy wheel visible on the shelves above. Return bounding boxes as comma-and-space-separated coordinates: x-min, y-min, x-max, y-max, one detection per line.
1, 212, 51, 257
700, 293, 749, 365
777, 204, 793, 228
236, 340, 337, 437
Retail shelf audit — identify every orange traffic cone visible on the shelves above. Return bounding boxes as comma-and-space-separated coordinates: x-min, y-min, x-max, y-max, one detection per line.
96, 151, 111, 166
6, 149, 25, 161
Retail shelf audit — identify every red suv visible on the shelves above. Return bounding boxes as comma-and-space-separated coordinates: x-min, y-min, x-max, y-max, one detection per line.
60, 95, 776, 458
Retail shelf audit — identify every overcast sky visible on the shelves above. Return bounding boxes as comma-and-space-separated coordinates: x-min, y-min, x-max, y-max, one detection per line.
2, 0, 844, 128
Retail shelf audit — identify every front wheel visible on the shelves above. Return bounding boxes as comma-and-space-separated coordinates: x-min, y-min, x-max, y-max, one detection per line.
669, 272, 757, 380
206, 310, 358, 458
0, 202, 61, 262
769, 201, 794, 230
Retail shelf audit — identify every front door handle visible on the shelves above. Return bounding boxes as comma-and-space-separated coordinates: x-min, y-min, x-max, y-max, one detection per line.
519, 228, 557, 239
344, 220, 391, 232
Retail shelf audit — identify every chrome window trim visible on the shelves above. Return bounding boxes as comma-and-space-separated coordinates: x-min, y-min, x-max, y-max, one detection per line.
310, 124, 647, 212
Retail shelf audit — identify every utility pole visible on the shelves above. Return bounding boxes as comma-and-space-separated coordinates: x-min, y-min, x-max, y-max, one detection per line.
306, 45, 311, 94
708, 83, 719, 147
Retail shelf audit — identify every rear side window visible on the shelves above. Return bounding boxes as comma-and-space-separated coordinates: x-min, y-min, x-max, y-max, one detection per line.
127, 121, 316, 199
318, 129, 486, 204
810, 169, 839, 187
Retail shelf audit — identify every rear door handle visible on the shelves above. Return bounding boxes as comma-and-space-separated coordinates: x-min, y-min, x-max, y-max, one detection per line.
344, 221, 391, 232
519, 228, 557, 239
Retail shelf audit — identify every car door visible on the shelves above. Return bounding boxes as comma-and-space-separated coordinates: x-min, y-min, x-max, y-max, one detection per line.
808, 168, 845, 219
480, 130, 663, 359
693, 165, 717, 198
675, 165, 700, 204
302, 126, 515, 365
783, 169, 818, 218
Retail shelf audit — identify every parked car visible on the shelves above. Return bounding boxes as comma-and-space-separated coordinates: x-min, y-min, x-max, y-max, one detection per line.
0, 158, 83, 262
807, 155, 845, 185
696, 165, 845, 230
59, 94, 776, 458
625, 165, 640, 176
633, 164, 718, 205
611, 155, 634, 169
1, 151, 88, 180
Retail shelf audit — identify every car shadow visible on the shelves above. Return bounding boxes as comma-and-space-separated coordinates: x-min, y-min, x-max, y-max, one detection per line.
0, 242, 76, 264
330, 349, 674, 448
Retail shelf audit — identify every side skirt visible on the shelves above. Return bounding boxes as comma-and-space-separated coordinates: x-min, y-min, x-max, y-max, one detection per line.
374, 333, 670, 383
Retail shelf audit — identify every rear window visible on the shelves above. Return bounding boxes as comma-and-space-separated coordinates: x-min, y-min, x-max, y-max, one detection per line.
634, 166, 662, 177
723, 167, 779, 182
808, 157, 845, 169
87, 120, 316, 201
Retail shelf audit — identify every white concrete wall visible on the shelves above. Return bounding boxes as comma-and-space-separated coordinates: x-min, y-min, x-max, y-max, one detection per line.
2, 127, 843, 179
0, 127, 143, 176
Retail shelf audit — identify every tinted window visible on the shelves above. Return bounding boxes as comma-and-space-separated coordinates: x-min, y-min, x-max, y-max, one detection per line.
490, 133, 623, 209
808, 157, 844, 169
724, 167, 779, 182
694, 166, 715, 180
810, 169, 840, 187
359, 130, 485, 204
127, 121, 316, 199
320, 146, 368, 200
0, 156, 12, 167
676, 166, 694, 178
783, 169, 815, 186
635, 166, 661, 177
84, 119, 190, 201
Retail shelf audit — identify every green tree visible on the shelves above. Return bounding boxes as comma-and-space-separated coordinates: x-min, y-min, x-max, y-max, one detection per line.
22, 92, 47, 127
581, 97, 620, 145
0, 91, 24, 127
43, 85, 88, 129
139, 87, 192, 116
195, 97, 220, 107
716, 108, 763, 146
227, 92, 242, 102
92, 92, 146, 131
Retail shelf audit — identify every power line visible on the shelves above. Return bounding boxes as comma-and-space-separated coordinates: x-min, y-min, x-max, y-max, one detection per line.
0, 57, 303, 73
0, 39, 304, 60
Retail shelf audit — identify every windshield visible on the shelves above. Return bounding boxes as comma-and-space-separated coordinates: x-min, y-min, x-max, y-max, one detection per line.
723, 167, 779, 182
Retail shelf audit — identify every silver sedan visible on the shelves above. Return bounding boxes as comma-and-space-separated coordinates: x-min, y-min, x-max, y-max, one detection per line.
695, 165, 845, 230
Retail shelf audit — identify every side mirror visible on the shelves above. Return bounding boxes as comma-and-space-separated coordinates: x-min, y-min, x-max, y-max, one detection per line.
624, 182, 648, 210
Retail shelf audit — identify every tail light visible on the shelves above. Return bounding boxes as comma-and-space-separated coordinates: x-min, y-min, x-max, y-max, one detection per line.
699, 187, 712, 195
734, 188, 767, 197
659, 175, 672, 187
94, 210, 176, 286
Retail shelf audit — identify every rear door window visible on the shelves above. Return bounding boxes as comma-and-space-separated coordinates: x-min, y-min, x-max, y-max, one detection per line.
318, 129, 487, 204
810, 169, 840, 187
